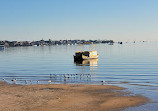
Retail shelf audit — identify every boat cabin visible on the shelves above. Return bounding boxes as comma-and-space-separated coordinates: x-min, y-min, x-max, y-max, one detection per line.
74, 51, 98, 60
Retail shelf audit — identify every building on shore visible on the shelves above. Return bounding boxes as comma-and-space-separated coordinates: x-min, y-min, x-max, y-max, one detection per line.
0, 39, 114, 47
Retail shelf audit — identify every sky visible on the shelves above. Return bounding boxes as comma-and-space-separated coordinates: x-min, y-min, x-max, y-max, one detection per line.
0, 0, 158, 41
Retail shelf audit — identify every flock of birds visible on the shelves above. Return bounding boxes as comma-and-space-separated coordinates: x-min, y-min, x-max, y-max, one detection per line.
1, 74, 106, 85
50, 74, 92, 78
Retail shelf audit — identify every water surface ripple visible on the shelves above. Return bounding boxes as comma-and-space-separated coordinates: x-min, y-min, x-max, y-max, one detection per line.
0, 42, 158, 110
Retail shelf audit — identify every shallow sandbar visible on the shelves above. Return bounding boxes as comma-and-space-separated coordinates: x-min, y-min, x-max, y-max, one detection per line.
0, 82, 149, 111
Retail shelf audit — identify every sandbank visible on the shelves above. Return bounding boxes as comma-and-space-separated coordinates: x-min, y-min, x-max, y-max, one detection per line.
0, 82, 149, 111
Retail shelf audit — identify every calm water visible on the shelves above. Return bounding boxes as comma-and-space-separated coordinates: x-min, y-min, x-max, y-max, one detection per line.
0, 42, 158, 110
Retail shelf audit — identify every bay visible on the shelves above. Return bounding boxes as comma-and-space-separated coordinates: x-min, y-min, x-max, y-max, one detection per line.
0, 41, 158, 110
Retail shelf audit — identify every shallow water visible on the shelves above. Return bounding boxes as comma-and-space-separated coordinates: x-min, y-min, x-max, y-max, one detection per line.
0, 42, 158, 110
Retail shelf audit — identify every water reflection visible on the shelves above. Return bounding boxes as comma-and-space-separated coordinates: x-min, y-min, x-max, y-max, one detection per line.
74, 59, 98, 67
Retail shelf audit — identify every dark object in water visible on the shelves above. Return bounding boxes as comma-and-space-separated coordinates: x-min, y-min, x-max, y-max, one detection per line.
74, 51, 98, 60
118, 42, 123, 44
74, 59, 98, 66
0, 45, 5, 50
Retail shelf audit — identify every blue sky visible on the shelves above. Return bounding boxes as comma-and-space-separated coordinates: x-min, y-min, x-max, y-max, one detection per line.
0, 0, 158, 41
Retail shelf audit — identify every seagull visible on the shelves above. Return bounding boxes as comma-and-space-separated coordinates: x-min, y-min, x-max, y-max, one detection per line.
48, 80, 51, 84
101, 80, 105, 83
50, 74, 52, 78
30, 80, 32, 84
25, 80, 28, 84
88, 74, 91, 77
11, 79, 17, 82
11, 79, 17, 84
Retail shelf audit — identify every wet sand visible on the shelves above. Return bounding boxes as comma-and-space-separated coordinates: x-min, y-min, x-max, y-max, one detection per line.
0, 82, 149, 111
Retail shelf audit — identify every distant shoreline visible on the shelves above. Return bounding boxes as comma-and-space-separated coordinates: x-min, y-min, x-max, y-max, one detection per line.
0, 39, 114, 47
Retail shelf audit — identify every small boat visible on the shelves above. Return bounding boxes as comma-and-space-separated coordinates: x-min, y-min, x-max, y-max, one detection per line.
108, 42, 114, 45
0, 45, 5, 50
118, 42, 123, 44
74, 51, 98, 60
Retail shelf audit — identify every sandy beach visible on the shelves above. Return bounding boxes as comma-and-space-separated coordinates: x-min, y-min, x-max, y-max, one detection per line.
0, 82, 149, 111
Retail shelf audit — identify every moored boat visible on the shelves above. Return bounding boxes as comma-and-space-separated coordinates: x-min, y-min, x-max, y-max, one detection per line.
0, 45, 5, 50
74, 51, 98, 60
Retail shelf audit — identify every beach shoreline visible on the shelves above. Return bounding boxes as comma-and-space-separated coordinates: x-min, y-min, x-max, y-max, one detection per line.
0, 81, 149, 111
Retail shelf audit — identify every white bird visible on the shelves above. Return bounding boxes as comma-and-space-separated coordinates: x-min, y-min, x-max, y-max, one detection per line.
88, 74, 91, 77
30, 80, 32, 84
25, 80, 28, 84
48, 80, 51, 84
101, 80, 105, 83
11, 79, 17, 82
11, 79, 17, 84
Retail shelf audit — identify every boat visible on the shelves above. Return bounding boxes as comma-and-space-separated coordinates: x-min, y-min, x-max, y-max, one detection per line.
74, 51, 98, 60
118, 42, 123, 44
108, 42, 114, 45
0, 45, 5, 50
